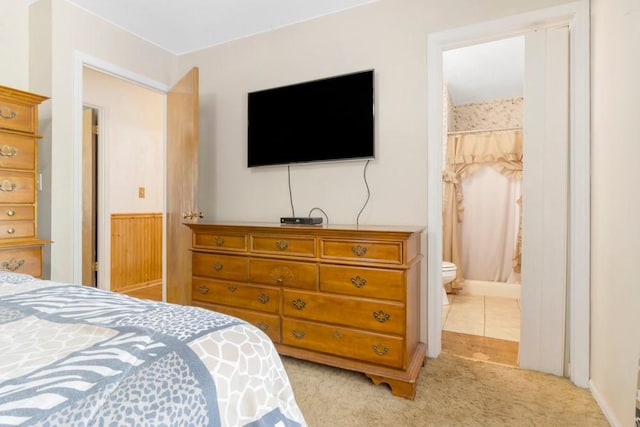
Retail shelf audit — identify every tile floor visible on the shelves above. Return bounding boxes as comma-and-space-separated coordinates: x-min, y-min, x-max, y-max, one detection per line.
442, 293, 521, 342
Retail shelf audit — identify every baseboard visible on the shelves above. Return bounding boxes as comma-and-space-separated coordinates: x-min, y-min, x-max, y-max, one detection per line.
458, 279, 521, 299
589, 379, 623, 427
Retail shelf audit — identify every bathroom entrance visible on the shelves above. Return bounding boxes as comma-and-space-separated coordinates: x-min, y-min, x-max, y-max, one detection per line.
426, 6, 588, 379
440, 36, 525, 366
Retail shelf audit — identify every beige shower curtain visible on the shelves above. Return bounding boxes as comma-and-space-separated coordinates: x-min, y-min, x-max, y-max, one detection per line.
442, 129, 523, 290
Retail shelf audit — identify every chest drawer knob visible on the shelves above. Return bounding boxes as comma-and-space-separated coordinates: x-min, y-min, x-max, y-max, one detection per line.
228, 285, 237, 293
351, 244, 368, 256
291, 298, 306, 310
333, 330, 344, 339
257, 293, 271, 304
256, 321, 270, 332
291, 329, 305, 339
213, 262, 223, 271
6, 209, 15, 217
0, 180, 16, 192
275, 240, 289, 251
0, 145, 17, 157
6, 227, 15, 235
214, 237, 225, 246
198, 285, 210, 294
372, 344, 389, 356
351, 275, 367, 288
1, 258, 25, 272
0, 107, 17, 120
373, 310, 391, 323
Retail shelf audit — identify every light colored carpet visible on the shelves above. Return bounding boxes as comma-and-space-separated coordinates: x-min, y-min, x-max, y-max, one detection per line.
282, 353, 608, 426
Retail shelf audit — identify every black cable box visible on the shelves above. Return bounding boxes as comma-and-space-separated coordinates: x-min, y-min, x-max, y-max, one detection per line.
280, 217, 323, 225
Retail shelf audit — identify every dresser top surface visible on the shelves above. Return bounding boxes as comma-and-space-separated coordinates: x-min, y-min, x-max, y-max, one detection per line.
186, 221, 424, 236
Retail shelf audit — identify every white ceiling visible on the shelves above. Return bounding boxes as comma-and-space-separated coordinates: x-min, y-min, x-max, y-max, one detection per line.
443, 36, 524, 105
59, 1, 522, 104
64, 0, 378, 55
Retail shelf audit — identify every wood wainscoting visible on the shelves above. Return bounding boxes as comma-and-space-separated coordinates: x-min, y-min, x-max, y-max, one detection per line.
111, 213, 162, 301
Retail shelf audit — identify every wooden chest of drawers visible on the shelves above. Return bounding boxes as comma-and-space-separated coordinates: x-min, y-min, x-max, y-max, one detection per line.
0, 86, 49, 277
188, 222, 425, 399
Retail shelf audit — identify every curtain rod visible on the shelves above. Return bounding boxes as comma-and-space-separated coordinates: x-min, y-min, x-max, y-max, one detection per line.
447, 126, 522, 135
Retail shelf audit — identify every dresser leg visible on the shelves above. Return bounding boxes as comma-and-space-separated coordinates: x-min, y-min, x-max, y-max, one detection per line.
365, 373, 417, 400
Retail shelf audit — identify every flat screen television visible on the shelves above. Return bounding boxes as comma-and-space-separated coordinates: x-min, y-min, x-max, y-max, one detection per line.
247, 70, 374, 167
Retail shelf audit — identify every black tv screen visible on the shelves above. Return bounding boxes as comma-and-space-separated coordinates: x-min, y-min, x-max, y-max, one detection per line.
247, 70, 374, 167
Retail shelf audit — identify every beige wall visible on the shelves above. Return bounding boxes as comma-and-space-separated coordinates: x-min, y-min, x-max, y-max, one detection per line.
0, 0, 30, 90
28, 0, 176, 282
179, 0, 570, 226
83, 68, 164, 213
590, 0, 640, 425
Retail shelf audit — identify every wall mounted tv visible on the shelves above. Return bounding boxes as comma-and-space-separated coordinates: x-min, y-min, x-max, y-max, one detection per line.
247, 70, 374, 167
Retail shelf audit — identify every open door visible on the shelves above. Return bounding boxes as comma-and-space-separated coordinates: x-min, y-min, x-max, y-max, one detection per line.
82, 107, 98, 287
166, 68, 200, 305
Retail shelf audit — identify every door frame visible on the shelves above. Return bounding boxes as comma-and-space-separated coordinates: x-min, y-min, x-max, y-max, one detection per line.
425, 0, 590, 387
73, 53, 169, 296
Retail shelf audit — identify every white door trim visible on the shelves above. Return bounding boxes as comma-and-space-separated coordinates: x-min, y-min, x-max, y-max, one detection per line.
72, 52, 169, 293
425, 0, 590, 387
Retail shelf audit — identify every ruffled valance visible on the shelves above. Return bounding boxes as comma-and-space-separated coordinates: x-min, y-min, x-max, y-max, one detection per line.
442, 129, 523, 290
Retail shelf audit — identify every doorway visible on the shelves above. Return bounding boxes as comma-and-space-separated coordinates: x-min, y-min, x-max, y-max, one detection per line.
82, 67, 164, 300
440, 36, 524, 367
426, 1, 590, 386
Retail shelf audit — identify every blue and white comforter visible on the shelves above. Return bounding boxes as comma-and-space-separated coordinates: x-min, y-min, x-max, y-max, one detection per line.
0, 273, 306, 426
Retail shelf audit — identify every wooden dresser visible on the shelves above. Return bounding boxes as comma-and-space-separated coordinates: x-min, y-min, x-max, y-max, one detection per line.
0, 86, 49, 278
187, 222, 425, 399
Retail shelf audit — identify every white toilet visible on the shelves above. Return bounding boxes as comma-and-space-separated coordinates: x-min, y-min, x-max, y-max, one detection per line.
441, 261, 457, 305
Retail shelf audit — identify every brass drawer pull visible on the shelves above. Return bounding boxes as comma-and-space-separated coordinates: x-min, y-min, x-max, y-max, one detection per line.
291, 298, 306, 310
2, 258, 24, 272
0, 145, 17, 157
198, 285, 209, 294
6, 228, 15, 235
333, 330, 344, 339
257, 293, 270, 304
275, 240, 289, 251
0, 107, 17, 120
372, 344, 389, 356
228, 285, 237, 293
373, 310, 390, 323
215, 237, 224, 246
351, 275, 367, 288
213, 262, 223, 271
351, 244, 368, 256
276, 277, 284, 285
291, 329, 305, 339
256, 321, 270, 332
0, 180, 16, 192
6, 209, 15, 217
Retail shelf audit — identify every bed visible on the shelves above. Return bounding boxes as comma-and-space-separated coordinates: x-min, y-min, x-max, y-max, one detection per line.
0, 272, 307, 427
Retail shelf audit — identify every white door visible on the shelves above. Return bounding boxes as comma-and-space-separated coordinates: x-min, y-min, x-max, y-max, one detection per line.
519, 26, 570, 376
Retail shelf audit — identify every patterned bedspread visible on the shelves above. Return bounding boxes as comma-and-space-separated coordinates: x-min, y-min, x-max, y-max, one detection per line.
0, 273, 306, 427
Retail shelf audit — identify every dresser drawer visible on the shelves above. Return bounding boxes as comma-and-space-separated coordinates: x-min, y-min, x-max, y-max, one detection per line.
192, 278, 280, 314
0, 171, 34, 203
251, 234, 316, 257
320, 239, 403, 264
0, 206, 34, 221
193, 301, 281, 343
320, 264, 405, 301
0, 221, 34, 239
192, 252, 248, 281
0, 99, 37, 134
249, 258, 317, 290
193, 232, 247, 252
283, 289, 405, 335
0, 134, 36, 170
282, 318, 404, 369
0, 245, 42, 277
